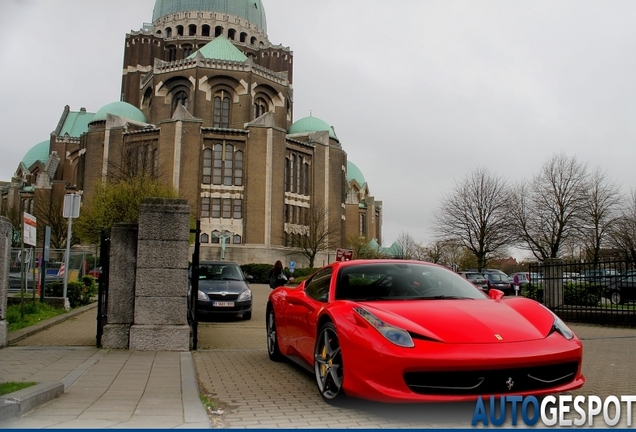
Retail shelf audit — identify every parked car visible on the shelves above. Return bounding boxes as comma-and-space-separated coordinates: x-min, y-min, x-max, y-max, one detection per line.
266, 259, 584, 403
579, 269, 619, 286
604, 271, 636, 305
484, 272, 513, 295
458, 272, 488, 291
190, 261, 253, 320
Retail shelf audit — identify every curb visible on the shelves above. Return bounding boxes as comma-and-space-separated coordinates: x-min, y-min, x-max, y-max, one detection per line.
8, 302, 97, 345
0, 382, 65, 422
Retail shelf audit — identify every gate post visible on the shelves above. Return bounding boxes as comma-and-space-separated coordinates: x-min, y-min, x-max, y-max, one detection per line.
0, 217, 11, 348
544, 258, 564, 309
101, 224, 138, 348
129, 198, 190, 351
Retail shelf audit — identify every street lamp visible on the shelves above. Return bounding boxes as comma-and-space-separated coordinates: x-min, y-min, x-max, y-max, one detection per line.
212, 229, 234, 260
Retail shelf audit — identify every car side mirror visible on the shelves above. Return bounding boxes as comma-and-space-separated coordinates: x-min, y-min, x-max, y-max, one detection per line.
245, 274, 254, 281
488, 288, 504, 301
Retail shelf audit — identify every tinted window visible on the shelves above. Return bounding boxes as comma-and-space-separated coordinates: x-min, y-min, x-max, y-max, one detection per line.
305, 267, 333, 302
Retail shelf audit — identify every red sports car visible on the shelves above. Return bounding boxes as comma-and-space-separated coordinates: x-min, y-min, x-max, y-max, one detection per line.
266, 260, 584, 404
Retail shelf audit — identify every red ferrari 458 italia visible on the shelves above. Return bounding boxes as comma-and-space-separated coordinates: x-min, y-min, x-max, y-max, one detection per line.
266, 260, 584, 404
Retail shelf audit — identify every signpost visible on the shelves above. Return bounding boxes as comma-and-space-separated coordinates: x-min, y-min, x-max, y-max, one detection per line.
62, 193, 81, 308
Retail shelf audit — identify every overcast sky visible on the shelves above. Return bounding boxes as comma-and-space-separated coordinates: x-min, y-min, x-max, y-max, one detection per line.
2, 1, 636, 256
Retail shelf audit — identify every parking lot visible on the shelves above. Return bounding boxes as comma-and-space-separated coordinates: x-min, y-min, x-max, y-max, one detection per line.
192, 283, 636, 428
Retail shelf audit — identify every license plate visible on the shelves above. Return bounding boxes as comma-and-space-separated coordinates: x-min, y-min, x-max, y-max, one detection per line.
213, 301, 235, 307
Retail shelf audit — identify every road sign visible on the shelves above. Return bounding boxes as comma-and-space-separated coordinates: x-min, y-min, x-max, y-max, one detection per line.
289, 261, 296, 274
23, 212, 37, 246
63, 194, 81, 218
336, 248, 353, 261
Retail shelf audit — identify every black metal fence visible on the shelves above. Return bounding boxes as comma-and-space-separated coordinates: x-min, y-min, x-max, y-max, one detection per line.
527, 259, 636, 327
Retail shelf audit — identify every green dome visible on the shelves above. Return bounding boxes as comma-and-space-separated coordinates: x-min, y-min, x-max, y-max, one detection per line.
347, 161, 366, 187
288, 116, 337, 139
152, 0, 267, 33
21, 140, 50, 168
92, 101, 147, 124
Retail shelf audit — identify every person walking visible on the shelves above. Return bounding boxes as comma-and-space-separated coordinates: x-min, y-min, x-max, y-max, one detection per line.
269, 260, 292, 288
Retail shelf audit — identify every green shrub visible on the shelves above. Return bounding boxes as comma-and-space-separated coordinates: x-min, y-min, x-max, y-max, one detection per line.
44, 276, 97, 308
564, 282, 603, 306
240, 263, 316, 284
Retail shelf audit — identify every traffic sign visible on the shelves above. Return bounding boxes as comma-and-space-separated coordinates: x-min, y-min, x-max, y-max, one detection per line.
336, 249, 353, 261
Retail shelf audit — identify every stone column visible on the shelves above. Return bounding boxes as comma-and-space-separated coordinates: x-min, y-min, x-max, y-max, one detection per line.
102, 224, 138, 349
0, 217, 10, 348
544, 258, 564, 309
129, 198, 190, 351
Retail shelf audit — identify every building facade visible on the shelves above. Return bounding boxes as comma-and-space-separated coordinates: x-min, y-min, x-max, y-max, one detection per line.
1, 0, 384, 266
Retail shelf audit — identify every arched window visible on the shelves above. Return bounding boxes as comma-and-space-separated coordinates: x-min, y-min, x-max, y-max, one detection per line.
234, 151, 243, 186
182, 45, 193, 57
171, 90, 189, 115
233, 235, 241, 244
250, 36, 257, 45
213, 91, 231, 128
215, 26, 223, 37
202, 25, 210, 37
167, 46, 177, 61
166, 27, 172, 37
240, 32, 247, 43
303, 162, 310, 195
176, 25, 184, 36
228, 29, 236, 40
253, 97, 268, 119
188, 24, 197, 36
201, 233, 209, 243
284, 157, 290, 192
202, 148, 212, 184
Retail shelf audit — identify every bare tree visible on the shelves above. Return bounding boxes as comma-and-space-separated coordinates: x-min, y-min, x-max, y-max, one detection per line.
422, 239, 465, 269
508, 153, 588, 261
345, 234, 384, 259
579, 168, 621, 263
294, 201, 340, 268
34, 193, 73, 249
609, 189, 636, 263
394, 232, 420, 259
435, 167, 510, 271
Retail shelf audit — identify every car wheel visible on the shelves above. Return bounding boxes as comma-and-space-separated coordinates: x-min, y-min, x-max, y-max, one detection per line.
243, 311, 252, 320
266, 306, 283, 361
314, 322, 345, 404
610, 290, 623, 305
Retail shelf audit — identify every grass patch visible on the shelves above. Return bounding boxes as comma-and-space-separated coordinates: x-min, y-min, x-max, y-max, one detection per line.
200, 394, 218, 411
6, 301, 67, 333
0, 381, 37, 396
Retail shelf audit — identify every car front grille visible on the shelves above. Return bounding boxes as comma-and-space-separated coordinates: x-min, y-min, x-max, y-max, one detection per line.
206, 293, 240, 301
404, 362, 578, 395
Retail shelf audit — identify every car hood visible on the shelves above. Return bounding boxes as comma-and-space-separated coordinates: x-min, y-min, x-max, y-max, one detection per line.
357, 298, 555, 344
196, 279, 248, 293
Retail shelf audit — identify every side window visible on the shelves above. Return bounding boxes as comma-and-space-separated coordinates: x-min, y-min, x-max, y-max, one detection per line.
305, 267, 333, 302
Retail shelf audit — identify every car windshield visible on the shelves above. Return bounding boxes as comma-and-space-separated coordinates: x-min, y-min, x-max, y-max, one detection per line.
198, 264, 243, 281
465, 273, 485, 281
336, 263, 486, 301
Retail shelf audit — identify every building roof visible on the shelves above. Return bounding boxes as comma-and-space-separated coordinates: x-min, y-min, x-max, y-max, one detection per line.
152, 0, 267, 33
347, 160, 366, 187
21, 140, 49, 168
288, 115, 337, 139
91, 101, 147, 124
58, 108, 95, 137
187, 35, 248, 62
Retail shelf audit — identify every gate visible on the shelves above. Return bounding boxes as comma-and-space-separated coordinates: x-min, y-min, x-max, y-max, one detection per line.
96, 230, 110, 347
188, 221, 201, 350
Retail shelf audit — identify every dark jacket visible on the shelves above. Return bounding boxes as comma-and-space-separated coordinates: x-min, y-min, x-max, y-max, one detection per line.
269, 268, 288, 288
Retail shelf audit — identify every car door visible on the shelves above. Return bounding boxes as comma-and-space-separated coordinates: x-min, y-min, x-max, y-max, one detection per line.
285, 267, 333, 366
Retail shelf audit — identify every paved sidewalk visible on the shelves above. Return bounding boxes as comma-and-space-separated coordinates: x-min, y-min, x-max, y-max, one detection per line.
0, 306, 210, 429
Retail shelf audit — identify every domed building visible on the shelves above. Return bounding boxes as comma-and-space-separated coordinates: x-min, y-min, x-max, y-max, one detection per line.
2, 0, 384, 265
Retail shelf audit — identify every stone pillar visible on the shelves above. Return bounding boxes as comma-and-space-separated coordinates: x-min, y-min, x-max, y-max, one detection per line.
0, 217, 10, 348
544, 258, 564, 309
129, 198, 190, 351
102, 224, 138, 349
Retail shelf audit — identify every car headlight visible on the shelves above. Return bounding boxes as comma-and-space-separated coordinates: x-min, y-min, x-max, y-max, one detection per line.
354, 307, 414, 348
238, 289, 252, 302
552, 315, 574, 340
197, 290, 208, 301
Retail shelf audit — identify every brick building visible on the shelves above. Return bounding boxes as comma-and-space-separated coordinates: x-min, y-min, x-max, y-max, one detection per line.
1, 0, 384, 266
